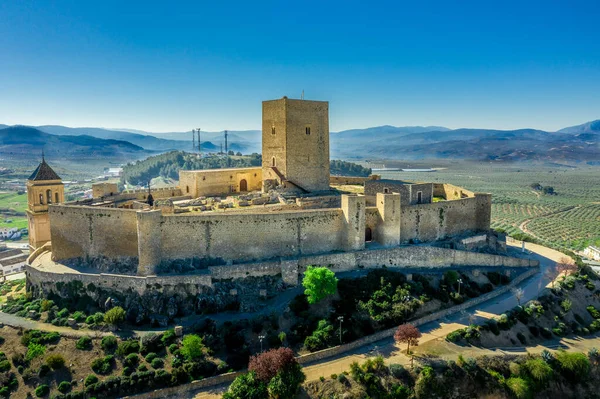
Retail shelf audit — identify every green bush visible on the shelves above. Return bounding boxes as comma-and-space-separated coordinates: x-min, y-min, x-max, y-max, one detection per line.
26, 343, 46, 361
302, 266, 338, 304
144, 352, 158, 363
446, 330, 464, 342
223, 371, 267, 399
181, 335, 205, 361
46, 354, 66, 370
35, 384, 50, 398
123, 353, 139, 367
587, 305, 600, 319
161, 329, 176, 346
555, 351, 591, 381
57, 381, 71, 393
84, 374, 98, 386
524, 358, 553, 383
304, 320, 334, 352
506, 377, 530, 399
104, 306, 126, 325
91, 355, 114, 374
0, 360, 10, 372
168, 343, 178, 353
116, 340, 140, 356
151, 358, 164, 369
71, 311, 86, 323
76, 336, 92, 350
101, 336, 118, 352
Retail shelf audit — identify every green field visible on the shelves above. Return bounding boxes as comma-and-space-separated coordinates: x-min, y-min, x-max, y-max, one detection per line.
0, 191, 28, 231
376, 161, 600, 252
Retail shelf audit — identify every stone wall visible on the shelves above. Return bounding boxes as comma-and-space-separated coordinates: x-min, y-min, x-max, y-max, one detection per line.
160, 208, 346, 263
49, 205, 139, 261
400, 194, 489, 243
179, 168, 262, 198
433, 183, 475, 200
365, 180, 433, 206
329, 175, 380, 186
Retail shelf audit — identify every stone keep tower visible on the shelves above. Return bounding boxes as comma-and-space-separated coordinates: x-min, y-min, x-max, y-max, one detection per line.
26, 157, 64, 250
262, 97, 330, 192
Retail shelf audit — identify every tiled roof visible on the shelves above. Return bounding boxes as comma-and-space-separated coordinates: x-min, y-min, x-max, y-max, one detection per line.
28, 160, 62, 181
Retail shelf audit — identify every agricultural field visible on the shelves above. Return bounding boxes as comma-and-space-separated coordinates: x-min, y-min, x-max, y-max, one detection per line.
374, 161, 600, 253
0, 192, 28, 231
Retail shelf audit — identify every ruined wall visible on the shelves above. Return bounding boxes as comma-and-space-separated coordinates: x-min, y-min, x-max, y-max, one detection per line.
179, 168, 262, 198
433, 183, 475, 200
365, 180, 432, 205
49, 205, 139, 261
400, 195, 489, 243
160, 208, 346, 263
92, 183, 119, 198
329, 175, 380, 186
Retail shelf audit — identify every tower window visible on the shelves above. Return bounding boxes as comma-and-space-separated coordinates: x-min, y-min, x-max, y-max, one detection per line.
417, 191, 423, 204
272, 157, 276, 167
39, 194, 44, 205
55, 193, 59, 203
271, 126, 276, 135
46, 190, 52, 204
305, 127, 311, 135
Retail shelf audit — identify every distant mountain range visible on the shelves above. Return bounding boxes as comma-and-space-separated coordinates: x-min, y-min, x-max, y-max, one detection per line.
0, 119, 598, 164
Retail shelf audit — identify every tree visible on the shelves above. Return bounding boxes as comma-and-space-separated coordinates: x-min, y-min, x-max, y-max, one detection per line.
236, 151, 243, 156
181, 334, 205, 361
249, 347, 297, 382
394, 324, 421, 367
223, 371, 267, 399
104, 306, 126, 326
556, 257, 577, 277
512, 287, 525, 306
302, 266, 338, 304
248, 347, 305, 398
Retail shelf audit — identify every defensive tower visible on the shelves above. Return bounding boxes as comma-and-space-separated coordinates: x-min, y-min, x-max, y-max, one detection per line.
262, 97, 330, 192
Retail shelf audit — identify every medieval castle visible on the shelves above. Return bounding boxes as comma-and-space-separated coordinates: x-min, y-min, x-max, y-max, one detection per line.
25, 97, 535, 321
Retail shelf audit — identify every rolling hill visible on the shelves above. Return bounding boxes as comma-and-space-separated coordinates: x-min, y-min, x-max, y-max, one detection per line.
557, 120, 600, 134
0, 126, 150, 161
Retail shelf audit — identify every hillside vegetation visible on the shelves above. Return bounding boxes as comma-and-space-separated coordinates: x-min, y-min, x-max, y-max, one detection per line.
121, 152, 371, 186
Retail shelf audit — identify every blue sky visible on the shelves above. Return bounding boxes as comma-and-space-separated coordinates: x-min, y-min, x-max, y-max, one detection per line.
1, 0, 599, 132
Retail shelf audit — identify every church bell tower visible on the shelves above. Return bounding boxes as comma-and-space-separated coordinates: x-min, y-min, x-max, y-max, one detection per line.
26, 155, 64, 250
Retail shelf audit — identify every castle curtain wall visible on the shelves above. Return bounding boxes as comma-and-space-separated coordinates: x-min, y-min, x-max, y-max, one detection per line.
49, 205, 139, 261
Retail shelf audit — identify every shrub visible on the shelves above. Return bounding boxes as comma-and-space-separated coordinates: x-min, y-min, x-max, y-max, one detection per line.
101, 336, 118, 352
104, 306, 126, 325
302, 266, 338, 304
338, 373, 348, 384
506, 377, 530, 399
151, 358, 164, 369
304, 320, 334, 352
76, 336, 92, 350
123, 353, 139, 367
267, 361, 306, 399
144, 352, 158, 363
57, 381, 71, 393
0, 360, 10, 372
116, 340, 140, 356
223, 371, 267, 399
46, 354, 66, 370
249, 347, 299, 382
168, 343, 178, 353
71, 311, 86, 323
555, 350, 590, 381
446, 330, 463, 342
161, 329, 176, 346
38, 363, 50, 377
35, 384, 50, 397
181, 335, 205, 361
26, 343, 46, 361
91, 355, 114, 374
84, 374, 98, 386
389, 363, 407, 379
587, 305, 600, 319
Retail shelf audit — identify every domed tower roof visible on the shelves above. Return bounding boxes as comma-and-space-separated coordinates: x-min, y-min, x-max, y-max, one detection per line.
28, 157, 62, 181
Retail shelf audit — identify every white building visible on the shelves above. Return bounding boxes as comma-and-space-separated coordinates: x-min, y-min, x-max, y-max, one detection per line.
584, 246, 600, 261
0, 228, 19, 240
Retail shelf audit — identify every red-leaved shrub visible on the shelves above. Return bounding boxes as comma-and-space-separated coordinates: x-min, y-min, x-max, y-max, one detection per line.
248, 347, 297, 382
